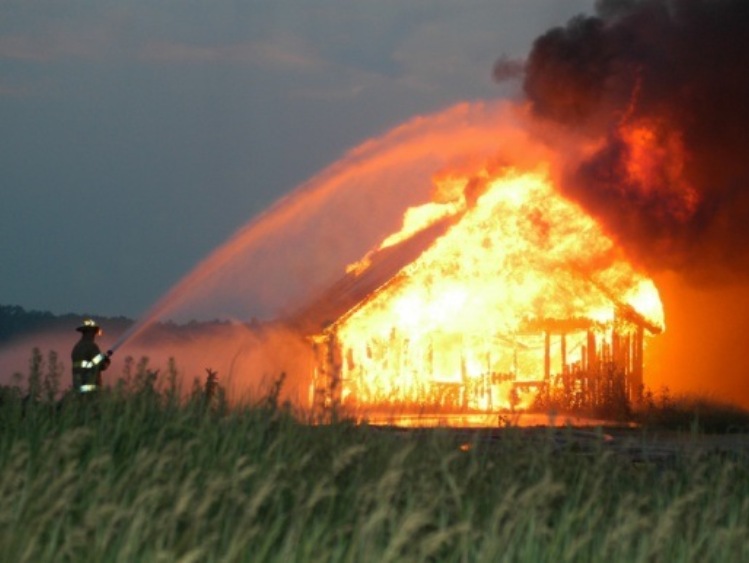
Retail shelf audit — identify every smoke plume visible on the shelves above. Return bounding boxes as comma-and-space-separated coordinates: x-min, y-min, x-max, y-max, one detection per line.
520, 0, 749, 284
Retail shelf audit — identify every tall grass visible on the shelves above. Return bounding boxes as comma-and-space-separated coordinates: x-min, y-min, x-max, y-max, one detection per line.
1, 351, 748, 562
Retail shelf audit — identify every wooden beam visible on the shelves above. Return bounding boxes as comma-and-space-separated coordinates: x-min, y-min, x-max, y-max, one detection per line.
632, 325, 644, 403
587, 330, 597, 372
560, 333, 567, 374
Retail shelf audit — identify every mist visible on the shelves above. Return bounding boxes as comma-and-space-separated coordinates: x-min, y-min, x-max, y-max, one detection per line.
0, 324, 314, 407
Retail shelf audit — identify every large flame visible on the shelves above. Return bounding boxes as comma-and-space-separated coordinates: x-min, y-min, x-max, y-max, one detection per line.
326, 166, 664, 412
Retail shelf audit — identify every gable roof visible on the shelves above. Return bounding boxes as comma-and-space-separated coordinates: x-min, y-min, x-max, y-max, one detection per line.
290, 215, 455, 334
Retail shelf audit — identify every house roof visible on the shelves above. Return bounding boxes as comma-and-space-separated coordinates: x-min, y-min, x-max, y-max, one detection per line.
289, 210, 662, 337
289, 215, 456, 334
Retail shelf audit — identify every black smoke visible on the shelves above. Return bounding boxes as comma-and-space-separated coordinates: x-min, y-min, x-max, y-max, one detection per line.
517, 0, 749, 283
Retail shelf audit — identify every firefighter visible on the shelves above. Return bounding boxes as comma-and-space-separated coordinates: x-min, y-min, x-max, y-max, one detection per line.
71, 319, 111, 394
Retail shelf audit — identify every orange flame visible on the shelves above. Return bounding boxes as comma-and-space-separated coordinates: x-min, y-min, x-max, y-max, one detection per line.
619, 120, 700, 221
323, 166, 664, 412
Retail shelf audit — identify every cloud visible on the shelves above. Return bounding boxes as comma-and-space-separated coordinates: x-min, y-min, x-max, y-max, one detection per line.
0, 33, 86, 62
0, 21, 132, 62
137, 37, 324, 71
0, 18, 326, 73
0, 81, 32, 97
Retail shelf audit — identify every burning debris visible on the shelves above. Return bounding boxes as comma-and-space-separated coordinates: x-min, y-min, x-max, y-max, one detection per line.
296, 167, 664, 415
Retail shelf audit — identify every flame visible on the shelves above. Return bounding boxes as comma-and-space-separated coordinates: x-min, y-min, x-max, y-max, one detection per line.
619, 120, 700, 222
321, 165, 664, 413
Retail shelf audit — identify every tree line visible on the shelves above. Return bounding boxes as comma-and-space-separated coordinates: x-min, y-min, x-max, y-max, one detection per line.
0, 304, 133, 345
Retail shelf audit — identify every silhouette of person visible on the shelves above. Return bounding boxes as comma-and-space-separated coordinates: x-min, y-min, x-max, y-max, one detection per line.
71, 319, 111, 393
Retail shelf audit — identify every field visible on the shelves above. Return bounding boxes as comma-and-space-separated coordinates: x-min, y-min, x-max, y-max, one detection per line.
1, 351, 749, 562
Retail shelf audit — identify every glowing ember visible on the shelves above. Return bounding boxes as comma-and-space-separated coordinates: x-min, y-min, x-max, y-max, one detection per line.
313, 166, 664, 413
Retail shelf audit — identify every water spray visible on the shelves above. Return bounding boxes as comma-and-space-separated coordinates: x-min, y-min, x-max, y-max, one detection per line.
108, 317, 147, 356
100, 171, 332, 357
106, 290, 182, 357
100, 101, 514, 362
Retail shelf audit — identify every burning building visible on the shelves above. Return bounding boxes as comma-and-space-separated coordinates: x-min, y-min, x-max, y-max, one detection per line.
130, 1, 749, 410
294, 166, 664, 415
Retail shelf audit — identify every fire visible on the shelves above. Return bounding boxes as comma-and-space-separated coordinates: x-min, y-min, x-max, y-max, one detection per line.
618, 119, 699, 222
312, 165, 664, 413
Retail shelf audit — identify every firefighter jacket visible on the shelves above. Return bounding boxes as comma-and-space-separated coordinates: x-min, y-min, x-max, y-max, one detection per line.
71, 337, 110, 393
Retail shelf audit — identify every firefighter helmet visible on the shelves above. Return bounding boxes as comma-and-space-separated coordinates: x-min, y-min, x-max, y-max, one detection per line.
76, 319, 101, 334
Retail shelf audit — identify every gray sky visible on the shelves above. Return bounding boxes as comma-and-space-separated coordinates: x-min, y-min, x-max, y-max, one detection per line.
1, 0, 593, 318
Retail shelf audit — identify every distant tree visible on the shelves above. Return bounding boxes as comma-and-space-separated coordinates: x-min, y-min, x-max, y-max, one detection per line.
0, 304, 133, 344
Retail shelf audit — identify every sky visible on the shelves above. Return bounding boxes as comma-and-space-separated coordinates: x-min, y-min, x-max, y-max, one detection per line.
1, 0, 594, 319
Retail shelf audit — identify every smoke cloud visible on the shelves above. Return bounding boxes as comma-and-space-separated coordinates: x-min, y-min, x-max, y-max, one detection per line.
521, 0, 749, 284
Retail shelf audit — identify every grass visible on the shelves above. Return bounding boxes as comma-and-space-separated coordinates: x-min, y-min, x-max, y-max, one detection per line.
635, 387, 749, 433
1, 350, 748, 562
